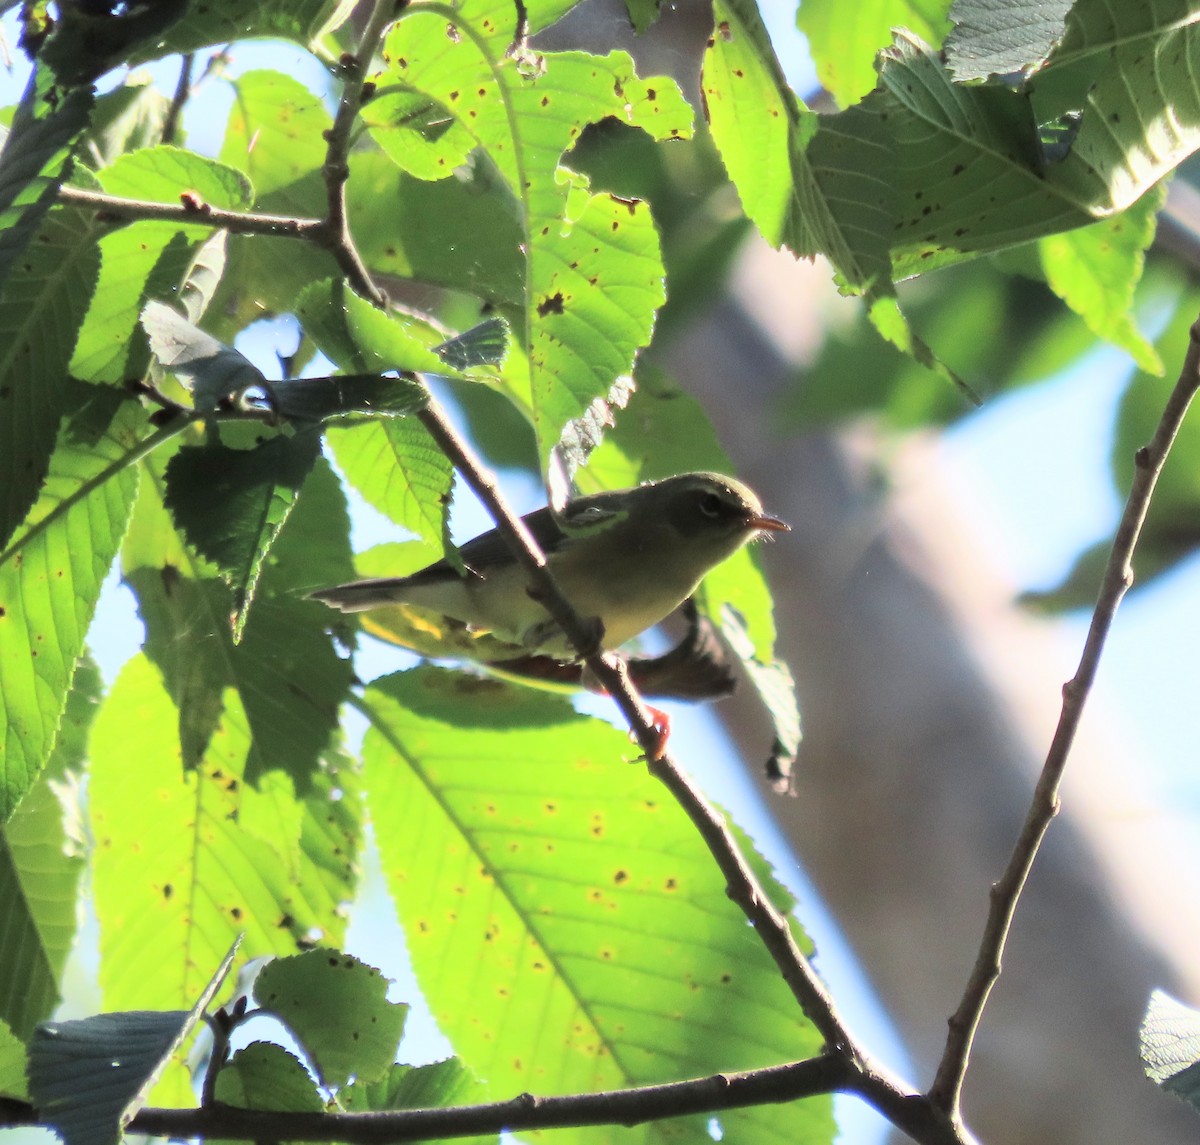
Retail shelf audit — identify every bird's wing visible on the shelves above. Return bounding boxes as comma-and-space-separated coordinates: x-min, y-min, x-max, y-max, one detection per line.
361, 492, 624, 590
394, 504, 570, 587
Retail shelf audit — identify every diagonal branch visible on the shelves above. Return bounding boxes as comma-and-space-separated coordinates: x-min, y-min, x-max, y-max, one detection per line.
929, 311, 1200, 1117
414, 399, 971, 1144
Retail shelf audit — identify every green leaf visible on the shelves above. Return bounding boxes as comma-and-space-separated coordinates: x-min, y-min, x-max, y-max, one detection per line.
268, 373, 430, 422
377, 18, 694, 464
128, 0, 353, 61
0, 203, 110, 552
1036, 183, 1162, 372
163, 433, 322, 639
327, 419, 452, 550
624, 0, 663, 34
1141, 989, 1200, 1114
213, 70, 335, 328
362, 89, 477, 181
141, 301, 266, 411
342, 1058, 488, 1123
89, 657, 344, 1020
254, 950, 407, 1088
800, 0, 951, 106
348, 151, 524, 308
0, 75, 94, 291
27, 942, 237, 1145
363, 668, 831, 1145
0, 1018, 28, 1101
76, 75, 169, 170
0, 657, 98, 1038
295, 277, 456, 377
123, 451, 355, 785
296, 279, 454, 547
703, 0, 823, 255
945, 0, 1073, 81
213, 1041, 324, 1111
0, 390, 142, 820
434, 318, 510, 371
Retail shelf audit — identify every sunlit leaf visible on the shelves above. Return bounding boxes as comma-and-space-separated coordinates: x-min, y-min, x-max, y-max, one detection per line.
0, 1018, 27, 1100
363, 668, 831, 1145
376, 15, 694, 465
0, 656, 98, 1037
800, 0, 951, 106
213, 1041, 323, 1111
254, 950, 406, 1087
0, 391, 142, 819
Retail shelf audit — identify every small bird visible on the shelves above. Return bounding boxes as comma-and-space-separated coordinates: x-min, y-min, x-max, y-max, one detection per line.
310, 471, 788, 661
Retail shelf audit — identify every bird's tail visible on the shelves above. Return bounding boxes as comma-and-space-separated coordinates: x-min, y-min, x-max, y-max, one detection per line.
307, 579, 403, 613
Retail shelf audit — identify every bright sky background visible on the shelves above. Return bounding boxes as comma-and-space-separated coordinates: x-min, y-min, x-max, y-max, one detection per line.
8, 8, 1200, 1145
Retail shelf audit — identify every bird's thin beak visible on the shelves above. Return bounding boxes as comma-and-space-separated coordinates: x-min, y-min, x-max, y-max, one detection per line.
749, 513, 790, 533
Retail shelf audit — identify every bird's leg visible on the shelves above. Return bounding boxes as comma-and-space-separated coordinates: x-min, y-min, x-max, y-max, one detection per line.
579, 661, 671, 761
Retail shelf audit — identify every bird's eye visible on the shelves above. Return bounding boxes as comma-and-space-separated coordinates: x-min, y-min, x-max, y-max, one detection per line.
698, 492, 723, 518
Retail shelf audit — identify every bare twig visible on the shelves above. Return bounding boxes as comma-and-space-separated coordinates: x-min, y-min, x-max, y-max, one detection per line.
161, 52, 194, 145
126, 1052, 969, 1145
57, 184, 324, 239
929, 312, 1200, 1116
317, 0, 397, 308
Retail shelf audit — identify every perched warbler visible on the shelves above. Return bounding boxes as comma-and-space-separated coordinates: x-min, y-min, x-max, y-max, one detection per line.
310, 471, 788, 660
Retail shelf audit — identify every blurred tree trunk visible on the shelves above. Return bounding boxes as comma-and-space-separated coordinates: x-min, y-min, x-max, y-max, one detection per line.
667, 242, 1200, 1144
536, 3, 1200, 1139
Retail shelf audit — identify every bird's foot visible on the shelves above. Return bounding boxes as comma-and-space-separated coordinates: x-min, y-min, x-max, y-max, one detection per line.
629, 704, 671, 761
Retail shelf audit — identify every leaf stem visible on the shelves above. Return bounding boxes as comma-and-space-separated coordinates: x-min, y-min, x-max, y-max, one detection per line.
929, 310, 1200, 1116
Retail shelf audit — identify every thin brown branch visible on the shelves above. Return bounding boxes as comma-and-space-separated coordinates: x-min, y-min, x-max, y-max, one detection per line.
127, 1056, 848, 1143
318, 0, 398, 308
56, 184, 324, 239
929, 312, 1200, 1116
161, 52, 194, 145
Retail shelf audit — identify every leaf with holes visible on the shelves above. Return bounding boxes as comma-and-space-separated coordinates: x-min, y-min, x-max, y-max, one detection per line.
375, 13, 693, 466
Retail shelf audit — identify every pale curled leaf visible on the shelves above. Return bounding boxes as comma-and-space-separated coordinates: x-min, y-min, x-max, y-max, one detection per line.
141, 301, 265, 411
945, 0, 1073, 81
1141, 990, 1200, 1113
